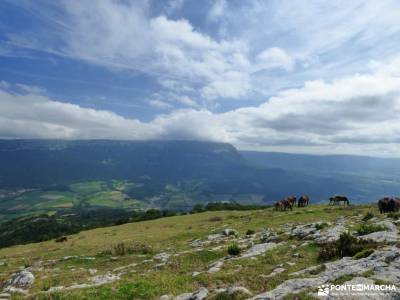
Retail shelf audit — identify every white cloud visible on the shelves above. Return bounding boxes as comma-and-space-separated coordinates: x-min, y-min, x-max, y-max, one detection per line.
255, 47, 294, 71
208, 0, 227, 21
148, 99, 172, 110
3, 54, 400, 156
175, 96, 199, 108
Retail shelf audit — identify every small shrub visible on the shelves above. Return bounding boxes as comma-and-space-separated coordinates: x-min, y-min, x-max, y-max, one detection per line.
362, 212, 374, 222
315, 223, 328, 230
114, 243, 126, 256
246, 229, 255, 236
356, 223, 386, 236
318, 242, 338, 261
353, 248, 374, 260
112, 242, 152, 256
360, 269, 374, 277
227, 243, 241, 256
208, 216, 223, 222
318, 232, 376, 261
336, 232, 363, 257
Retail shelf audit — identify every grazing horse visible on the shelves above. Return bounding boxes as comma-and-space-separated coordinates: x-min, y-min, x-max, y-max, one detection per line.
56, 236, 68, 243
298, 195, 310, 207
274, 199, 293, 211
329, 195, 349, 206
379, 197, 400, 213
287, 196, 297, 208
274, 201, 284, 211
282, 199, 293, 211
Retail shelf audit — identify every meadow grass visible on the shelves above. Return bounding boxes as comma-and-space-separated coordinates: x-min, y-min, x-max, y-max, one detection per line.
0, 204, 378, 299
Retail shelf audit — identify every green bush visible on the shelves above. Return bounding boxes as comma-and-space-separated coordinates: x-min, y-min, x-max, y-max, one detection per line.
318, 232, 376, 261
246, 229, 255, 236
315, 223, 328, 230
362, 212, 374, 221
227, 243, 241, 256
353, 248, 374, 260
356, 223, 386, 236
337, 232, 364, 257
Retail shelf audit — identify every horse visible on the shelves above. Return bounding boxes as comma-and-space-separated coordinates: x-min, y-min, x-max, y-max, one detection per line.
329, 195, 349, 206
287, 196, 297, 208
298, 195, 310, 207
274, 199, 293, 211
378, 197, 400, 213
282, 199, 293, 211
274, 201, 284, 211
55, 236, 68, 243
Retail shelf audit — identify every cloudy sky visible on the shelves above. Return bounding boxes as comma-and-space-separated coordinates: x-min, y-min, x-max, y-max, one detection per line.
1, 0, 400, 156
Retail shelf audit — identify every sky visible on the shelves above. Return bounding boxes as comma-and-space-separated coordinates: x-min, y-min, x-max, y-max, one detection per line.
1, 0, 400, 156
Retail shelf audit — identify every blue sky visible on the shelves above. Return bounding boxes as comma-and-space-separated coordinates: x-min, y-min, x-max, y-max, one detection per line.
1, 0, 400, 156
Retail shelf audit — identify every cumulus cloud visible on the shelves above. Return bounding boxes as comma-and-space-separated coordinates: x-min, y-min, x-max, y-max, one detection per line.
2, 54, 400, 156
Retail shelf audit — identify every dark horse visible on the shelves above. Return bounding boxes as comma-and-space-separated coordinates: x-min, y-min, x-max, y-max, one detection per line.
298, 195, 310, 207
329, 195, 349, 206
378, 197, 400, 213
274, 199, 293, 211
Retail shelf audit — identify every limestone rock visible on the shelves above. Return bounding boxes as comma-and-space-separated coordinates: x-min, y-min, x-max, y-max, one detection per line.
174, 287, 208, 300
5, 270, 34, 289
222, 229, 238, 237
242, 242, 279, 258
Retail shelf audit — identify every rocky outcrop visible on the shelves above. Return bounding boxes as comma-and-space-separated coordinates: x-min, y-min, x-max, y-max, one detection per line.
289, 219, 347, 243
173, 287, 208, 300
359, 220, 399, 243
250, 246, 400, 299
260, 229, 278, 243
4, 270, 34, 290
207, 261, 224, 273
242, 242, 279, 258
222, 229, 238, 237
215, 286, 252, 297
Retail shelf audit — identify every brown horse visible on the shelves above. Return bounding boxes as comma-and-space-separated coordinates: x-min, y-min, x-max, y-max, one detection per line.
329, 195, 349, 206
274, 199, 293, 211
298, 195, 310, 207
287, 196, 297, 208
378, 197, 400, 213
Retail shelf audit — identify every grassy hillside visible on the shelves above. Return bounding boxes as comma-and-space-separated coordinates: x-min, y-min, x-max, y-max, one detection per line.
0, 204, 387, 300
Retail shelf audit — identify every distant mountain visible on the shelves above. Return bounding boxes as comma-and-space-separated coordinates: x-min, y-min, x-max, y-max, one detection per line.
0, 140, 396, 213
0, 140, 355, 208
0, 139, 245, 187
241, 151, 400, 176
241, 151, 400, 202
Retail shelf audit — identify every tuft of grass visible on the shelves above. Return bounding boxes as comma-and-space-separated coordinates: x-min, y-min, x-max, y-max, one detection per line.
112, 242, 153, 256
360, 269, 374, 277
388, 212, 400, 220
353, 248, 374, 260
362, 212, 374, 222
227, 243, 241, 256
309, 264, 326, 275
356, 223, 386, 236
333, 274, 354, 285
